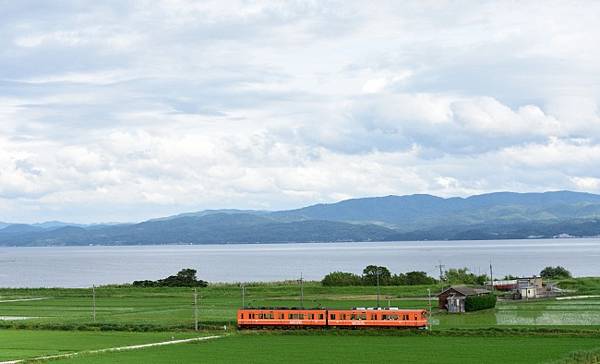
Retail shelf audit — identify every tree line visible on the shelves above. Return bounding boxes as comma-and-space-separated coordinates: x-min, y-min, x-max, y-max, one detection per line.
321, 265, 438, 286
321, 265, 573, 287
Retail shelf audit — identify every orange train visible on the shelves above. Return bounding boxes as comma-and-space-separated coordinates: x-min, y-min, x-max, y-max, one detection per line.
237, 307, 428, 329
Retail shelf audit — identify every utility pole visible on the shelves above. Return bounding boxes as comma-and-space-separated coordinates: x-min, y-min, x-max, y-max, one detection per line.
427, 288, 432, 331
436, 261, 445, 290
194, 288, 199, 331
489, 261, 494, 292
92, 285, 96, 323
241, 284, 246, 308
300, 272, 304, 308
376, 268, 381, 308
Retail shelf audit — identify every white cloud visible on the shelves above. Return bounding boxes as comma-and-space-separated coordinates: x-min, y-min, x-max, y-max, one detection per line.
1, 1, 600, 222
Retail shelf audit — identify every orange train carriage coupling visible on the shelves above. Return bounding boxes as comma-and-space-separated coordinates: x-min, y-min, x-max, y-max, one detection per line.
237, 307, 428, 329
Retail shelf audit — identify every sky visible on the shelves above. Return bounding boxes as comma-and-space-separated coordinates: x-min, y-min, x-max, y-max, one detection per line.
2, 0, 600, 223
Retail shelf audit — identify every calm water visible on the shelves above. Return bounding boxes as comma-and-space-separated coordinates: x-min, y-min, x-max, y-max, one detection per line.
0, 239, 599, 288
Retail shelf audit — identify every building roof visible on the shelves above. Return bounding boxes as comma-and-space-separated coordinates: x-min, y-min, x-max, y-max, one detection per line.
437, 286, 491, 297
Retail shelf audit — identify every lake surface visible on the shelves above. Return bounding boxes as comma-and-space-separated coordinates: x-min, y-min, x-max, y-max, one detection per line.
1, 239, 599, 288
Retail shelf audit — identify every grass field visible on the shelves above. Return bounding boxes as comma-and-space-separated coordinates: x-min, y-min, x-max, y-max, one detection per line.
0, 330, 205, 361
47, 333, 600, 364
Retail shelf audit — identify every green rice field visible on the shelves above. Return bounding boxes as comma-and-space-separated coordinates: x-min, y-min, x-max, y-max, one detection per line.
2, 279, 600, 363
0, 330, 204, 362
47, 334, 600, 364
2, 280, 600, 330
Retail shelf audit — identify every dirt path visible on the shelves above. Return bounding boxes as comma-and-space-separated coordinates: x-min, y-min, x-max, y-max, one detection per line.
0, 335, 224, 364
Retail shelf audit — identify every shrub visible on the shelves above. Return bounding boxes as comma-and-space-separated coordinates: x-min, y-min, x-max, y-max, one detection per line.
465, 294, 496, 312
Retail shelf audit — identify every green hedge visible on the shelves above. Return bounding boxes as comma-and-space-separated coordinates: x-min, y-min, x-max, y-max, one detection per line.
465, 294, 496, 312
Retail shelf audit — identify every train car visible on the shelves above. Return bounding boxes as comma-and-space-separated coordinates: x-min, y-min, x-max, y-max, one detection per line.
237, 308, 327, 328
237, 307, 428, 329
327, 308, 428, 328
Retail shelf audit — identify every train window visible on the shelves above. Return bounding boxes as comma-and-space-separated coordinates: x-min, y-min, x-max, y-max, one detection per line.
240, 314, 244, 319
330, 314, 336, 320
402, 314, 409, 320
319, 314, 324, 320
279, 314, 284, 319
371, 315, 377, 320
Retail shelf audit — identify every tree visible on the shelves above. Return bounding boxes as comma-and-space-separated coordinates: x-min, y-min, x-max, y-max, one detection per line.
321, 271, 363, 286
540, 266, 572, 279
404, 271, 437, 285
362, 265, 391, 285
132, 268, 208, 287
444, 268, 488, 285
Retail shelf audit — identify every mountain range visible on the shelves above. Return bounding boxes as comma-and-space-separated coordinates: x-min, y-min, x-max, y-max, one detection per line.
3, 191, 600, 246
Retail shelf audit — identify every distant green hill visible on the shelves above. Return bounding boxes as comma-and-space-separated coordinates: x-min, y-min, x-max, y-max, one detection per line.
3, 191, 600, 246
274, 191, 600, 231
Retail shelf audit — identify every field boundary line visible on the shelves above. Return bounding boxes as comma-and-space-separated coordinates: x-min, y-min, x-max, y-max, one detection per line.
557, 295, 600, 300
0, 298, 50, 303
0, 335, 225, 363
